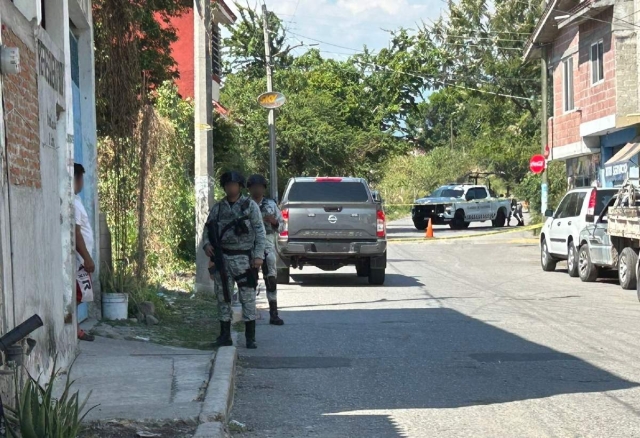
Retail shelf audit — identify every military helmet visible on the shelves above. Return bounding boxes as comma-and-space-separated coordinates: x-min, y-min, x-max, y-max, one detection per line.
220, 171, 246, 188
247, 174, 268, 188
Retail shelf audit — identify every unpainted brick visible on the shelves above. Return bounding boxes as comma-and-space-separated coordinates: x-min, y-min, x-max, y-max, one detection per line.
2, 27, 40, 188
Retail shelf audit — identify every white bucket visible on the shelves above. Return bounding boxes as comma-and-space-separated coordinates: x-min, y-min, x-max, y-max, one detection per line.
102, 293, 129, 320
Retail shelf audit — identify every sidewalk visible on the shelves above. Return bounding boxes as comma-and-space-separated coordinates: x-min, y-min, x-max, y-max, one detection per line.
70, 336, 212, 422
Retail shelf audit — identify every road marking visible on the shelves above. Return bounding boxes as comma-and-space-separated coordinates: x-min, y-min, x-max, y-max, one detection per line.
388, 223, 542, 244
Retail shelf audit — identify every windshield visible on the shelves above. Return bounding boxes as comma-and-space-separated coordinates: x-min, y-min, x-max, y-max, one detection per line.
429, 187, 464, 198
596, 190, 617, 216
287, 181, 370, 203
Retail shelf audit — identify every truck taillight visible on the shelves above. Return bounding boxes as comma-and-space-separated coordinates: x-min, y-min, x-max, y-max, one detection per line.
377, 209, 386, 238
280, 209, 289, 238
587, 189, 597, 216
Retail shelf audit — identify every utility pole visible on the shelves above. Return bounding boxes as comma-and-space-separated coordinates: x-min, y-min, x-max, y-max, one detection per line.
194, 0, 214, 294
450, 119, 454, 151
540, 45, 549, 214
262, 3, 278, 201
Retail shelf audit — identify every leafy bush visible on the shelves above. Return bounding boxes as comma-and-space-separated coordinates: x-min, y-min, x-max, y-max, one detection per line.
100, 265, 167, 318
515, 161, 567, 223
5, 358, 95, 438
377, 147, 473, 207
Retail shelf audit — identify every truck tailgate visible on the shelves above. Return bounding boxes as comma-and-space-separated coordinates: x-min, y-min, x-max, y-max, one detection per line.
287, 202, 377, 240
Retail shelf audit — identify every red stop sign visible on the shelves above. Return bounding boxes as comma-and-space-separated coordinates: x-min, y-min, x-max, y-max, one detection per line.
530, 155, 546, 174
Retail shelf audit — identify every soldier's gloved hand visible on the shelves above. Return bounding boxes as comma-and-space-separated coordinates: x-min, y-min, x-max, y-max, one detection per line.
204, 244, 214, 257
252, 258, 264, 269
265, 215, 278, 225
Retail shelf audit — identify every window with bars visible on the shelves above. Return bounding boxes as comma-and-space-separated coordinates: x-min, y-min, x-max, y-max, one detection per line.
212, 23, 222, 78
563, 57, 574, 112
591, 40, 604, 84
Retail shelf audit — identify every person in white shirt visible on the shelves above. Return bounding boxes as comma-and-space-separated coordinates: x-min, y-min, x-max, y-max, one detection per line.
74, 163, 95, 341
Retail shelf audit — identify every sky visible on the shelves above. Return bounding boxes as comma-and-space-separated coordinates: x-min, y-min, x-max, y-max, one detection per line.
227, 0, 446, 59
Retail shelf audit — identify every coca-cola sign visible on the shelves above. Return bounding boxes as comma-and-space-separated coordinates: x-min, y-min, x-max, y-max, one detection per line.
529, 155, 546, 174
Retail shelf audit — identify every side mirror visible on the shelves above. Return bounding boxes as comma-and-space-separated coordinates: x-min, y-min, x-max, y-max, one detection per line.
544, 209, 554, 218
586, 214, 595, 223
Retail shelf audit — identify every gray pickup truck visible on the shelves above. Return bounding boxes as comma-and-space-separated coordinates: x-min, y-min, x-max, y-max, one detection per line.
276, 177, 387, 285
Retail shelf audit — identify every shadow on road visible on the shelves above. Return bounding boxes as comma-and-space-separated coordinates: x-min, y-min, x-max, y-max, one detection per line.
290, 272, 424, 288
233, 307, 639, 437
278, 296, 478, 310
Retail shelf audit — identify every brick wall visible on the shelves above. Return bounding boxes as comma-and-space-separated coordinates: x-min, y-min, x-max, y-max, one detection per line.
550, 8, 616, 149
551, 26, 582, 148
578, 9, 616, 123
2, 26, 40, 188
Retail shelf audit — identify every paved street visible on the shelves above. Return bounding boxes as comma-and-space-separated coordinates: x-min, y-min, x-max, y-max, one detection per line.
386, 213, 532, 241
232, 229, 640, 437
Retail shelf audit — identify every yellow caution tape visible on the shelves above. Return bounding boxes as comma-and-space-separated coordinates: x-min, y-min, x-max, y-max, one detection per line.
387, 223, 542, 244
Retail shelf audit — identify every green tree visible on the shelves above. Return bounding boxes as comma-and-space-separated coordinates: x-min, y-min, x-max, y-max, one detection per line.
223, 3, 295, 78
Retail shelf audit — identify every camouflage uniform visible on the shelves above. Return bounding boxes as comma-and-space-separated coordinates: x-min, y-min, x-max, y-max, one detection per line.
203, 196, 266, 322
257, 197, 284, 302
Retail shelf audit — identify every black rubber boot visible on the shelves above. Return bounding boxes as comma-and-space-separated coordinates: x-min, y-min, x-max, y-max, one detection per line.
269, 301, 284, 325
245, 320, 257, 349
213, 321, 232, 348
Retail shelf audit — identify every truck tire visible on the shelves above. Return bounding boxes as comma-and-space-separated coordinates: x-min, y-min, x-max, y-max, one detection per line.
449, 210, 466, 230
578, 244, 599, 282
368, 268, 385, 285
636, 264, 640, 302
492, 209, 506, 228
277, 267, 290, 285
567, 242, 579, 278
541, 239, 557, 272
356, 260, 370, 277
413, 219, 427, 231
619, 247, 638, 290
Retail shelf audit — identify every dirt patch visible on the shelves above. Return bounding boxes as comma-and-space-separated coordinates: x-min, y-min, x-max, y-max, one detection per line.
92, 290, 219, 350
79, 420, 196, 438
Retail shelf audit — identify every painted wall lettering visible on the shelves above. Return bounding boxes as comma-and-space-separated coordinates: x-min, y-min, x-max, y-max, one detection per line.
37, 40, 64, 96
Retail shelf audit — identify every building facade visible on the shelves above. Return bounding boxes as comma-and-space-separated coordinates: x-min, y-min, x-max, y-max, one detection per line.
0, 0, 98, 378
525, 0, 640, 188
163, 0, 236, 102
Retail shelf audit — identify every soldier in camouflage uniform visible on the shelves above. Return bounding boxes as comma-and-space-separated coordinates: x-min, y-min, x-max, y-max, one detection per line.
247, 174, 285, 325
203, 171, 266, 349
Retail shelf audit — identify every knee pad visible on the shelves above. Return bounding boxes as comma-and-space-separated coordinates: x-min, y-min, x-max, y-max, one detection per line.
266, 276, 277, 292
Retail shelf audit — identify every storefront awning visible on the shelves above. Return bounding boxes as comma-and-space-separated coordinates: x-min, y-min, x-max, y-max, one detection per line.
604, 137, 640, 182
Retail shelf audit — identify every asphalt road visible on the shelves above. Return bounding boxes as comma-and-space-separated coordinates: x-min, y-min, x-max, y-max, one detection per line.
231, 227, 640, 438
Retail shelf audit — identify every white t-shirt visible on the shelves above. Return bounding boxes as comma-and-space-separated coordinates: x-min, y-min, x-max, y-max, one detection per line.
74, 195, 94, 268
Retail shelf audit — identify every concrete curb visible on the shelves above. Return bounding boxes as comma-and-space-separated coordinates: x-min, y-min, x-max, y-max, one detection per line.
193, 346, 238, 437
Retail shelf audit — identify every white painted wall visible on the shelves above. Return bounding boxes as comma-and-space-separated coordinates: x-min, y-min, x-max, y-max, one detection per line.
0, 0, 98, 378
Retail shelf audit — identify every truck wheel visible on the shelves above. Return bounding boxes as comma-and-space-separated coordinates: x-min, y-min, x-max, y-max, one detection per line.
541, 240, 557, 272
578, 244, 599, 282
636, 263, 640, 302
449, 210, 466, 230
368, 268, 385, 285
413, 219, 427, 231
567, 242, 579, 278
492, 209, 506, 228
277, 267, 290, 285
619, 247, 638, 290
356, 260, 370, 277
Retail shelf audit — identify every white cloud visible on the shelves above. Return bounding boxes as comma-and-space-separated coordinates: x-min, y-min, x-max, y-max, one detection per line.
227, 0, 445, 57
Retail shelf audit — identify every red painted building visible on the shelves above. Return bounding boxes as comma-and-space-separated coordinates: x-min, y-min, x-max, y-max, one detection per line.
525, 0, 640, 188
163, 0, 236, 101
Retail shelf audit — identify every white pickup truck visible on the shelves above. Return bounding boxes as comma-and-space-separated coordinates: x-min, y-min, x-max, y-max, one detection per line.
411, 184, 511, 230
